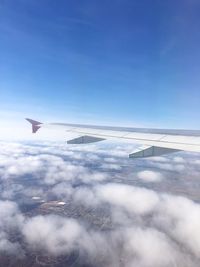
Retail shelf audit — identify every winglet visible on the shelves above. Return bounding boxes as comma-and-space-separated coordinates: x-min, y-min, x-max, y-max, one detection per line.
26, 118, 42, 133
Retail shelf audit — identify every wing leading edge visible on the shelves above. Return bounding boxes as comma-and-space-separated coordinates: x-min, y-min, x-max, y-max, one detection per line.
26, 118, 200, 158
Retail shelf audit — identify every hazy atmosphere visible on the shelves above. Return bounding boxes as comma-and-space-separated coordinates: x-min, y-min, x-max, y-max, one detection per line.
1, 1, 200, 267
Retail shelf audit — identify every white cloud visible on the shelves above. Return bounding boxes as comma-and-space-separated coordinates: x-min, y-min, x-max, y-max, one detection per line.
137, 170, 163, 182
122, 227, 179, 267
23, 215, 83, 255
173, 156, 185, 163
0, 200, 24, 229
0, 141, 200, 266
155, 194, 200, 257
0, 200, 24, 256
96, 183, 160, 215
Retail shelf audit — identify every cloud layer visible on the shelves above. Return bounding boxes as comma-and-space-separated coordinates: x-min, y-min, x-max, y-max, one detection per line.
0, 140, 200, 266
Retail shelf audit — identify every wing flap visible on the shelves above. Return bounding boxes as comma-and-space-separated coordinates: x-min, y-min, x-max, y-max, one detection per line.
129, 146, 180, 158
67, 135, 105, 144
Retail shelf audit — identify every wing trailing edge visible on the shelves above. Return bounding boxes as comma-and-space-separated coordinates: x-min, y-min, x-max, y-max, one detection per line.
25, 118, 200, 158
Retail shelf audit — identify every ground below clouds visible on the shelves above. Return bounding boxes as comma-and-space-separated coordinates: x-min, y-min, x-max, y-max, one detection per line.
0, 140, 200, 267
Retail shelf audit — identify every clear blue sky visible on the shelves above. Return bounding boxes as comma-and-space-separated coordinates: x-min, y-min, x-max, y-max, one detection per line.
1, 0, 200, 129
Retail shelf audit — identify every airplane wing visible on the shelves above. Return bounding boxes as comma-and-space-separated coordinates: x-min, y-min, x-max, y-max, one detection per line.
26, 118, 200, 158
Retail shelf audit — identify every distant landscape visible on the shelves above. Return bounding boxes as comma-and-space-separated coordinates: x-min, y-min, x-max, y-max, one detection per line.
0, 141, 199, 267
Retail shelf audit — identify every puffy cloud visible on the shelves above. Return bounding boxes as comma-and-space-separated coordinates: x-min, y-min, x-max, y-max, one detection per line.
148, 161, 186, 172
96, 183, 160, 215
121, 227, 180, 267
0, 232, 22, 255
0, 200, 24, 229
137, 170, 163, 182
0, 142, 109, 185
0, 200, 24, 256
22, 215, 183, 267
0, 141, 200, 266
23, 215, 83, 255
173, 156, 186, 163
155, 194, 200, 257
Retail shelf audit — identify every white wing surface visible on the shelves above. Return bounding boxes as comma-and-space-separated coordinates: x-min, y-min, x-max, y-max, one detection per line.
26, 118, 200, 158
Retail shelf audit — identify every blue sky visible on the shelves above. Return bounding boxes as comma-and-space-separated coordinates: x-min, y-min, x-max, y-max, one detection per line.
1, 0, 200, 132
